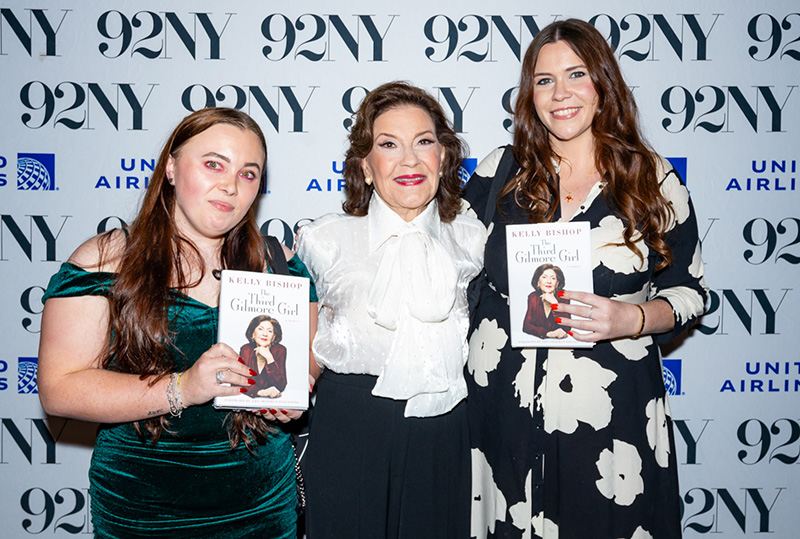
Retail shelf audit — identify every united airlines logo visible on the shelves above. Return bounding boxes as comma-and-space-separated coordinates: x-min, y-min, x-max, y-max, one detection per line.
459, 158, 478, 187
18, 357, 38, 394
662, 359, 682, 396
17, 153, 55, 191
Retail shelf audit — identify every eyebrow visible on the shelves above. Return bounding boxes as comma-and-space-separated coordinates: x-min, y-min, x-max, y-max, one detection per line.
374, 129, 436, 139
533, 65, 587, 77
202, 152, 262, 173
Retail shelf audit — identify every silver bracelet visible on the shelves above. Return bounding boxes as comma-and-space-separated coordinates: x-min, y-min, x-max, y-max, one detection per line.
166, 372, 185, 417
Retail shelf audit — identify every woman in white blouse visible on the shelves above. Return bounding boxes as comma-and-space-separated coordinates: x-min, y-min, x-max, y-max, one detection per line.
297, 81, 487, 538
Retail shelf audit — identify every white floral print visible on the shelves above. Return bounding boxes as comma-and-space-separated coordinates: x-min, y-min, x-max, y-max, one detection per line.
471, 448, 507, 538
592, 216, 650, 274
532, 511, 559, 538
659, 169, 690, 226
537, 350, 617, 434
645, 397, 671, 468
468, 318, 508, 387
513, 349, 538, 416
623, 525, 653, 539
596, 440, 644, 506
509, 470, 533, 539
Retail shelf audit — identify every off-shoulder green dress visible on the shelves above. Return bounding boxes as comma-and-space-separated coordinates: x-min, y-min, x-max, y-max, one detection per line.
42, 257, 317, 538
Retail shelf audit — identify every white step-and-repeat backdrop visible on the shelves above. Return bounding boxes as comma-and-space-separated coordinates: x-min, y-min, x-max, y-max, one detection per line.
1, 1, 798, 536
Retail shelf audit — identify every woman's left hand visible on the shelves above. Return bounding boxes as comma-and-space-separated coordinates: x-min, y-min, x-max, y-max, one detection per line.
257, 386, 282, 398
253, 407, 303, 423
553, 290, 644, 342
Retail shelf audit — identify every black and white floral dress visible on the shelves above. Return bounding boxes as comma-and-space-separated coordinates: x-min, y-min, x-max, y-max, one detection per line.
464, 147, 708, 539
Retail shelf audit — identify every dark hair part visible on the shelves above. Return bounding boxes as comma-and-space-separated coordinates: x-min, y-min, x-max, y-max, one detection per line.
100, 107, 272, 450
508, 19, 673, 269
246, 315, 283, 345
531, 263, 565, 292
342, 81, 467, 222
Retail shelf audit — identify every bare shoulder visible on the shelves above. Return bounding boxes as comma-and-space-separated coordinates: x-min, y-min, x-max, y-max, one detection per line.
281, 243, 295, 261
67, 229, 127, 273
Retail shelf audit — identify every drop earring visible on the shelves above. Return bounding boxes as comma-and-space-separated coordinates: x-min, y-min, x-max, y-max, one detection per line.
365, 176, 372, 185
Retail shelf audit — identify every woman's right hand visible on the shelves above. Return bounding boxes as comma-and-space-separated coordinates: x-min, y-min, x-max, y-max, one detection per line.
179, 343, 256, 407
256, 345, 275, 362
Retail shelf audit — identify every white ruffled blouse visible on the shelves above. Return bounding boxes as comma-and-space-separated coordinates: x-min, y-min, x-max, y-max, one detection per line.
297, 193, 487, 417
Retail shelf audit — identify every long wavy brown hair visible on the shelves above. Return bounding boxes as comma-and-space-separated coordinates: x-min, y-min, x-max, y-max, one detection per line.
507, 19, 674, 269
343, 81, 466, 222
99, 108, 273, 449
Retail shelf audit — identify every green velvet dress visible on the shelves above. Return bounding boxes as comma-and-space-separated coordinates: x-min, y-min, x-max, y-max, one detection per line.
42, 257, 317, 538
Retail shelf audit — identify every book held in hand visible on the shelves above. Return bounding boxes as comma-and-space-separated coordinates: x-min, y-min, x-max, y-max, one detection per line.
214, 269, 310, 410
506, 222, 594, 348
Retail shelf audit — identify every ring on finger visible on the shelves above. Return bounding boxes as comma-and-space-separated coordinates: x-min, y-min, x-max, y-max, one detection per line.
215, 370, 225, 384
589, 307, 594, 319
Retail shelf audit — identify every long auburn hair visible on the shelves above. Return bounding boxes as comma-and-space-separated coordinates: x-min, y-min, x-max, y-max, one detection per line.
342, 81, 466, 222
100, 108, 272, 449
508, 18, 674, 269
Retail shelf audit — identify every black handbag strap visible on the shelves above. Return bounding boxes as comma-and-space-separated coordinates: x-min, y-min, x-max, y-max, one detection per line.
265, 235, 290, 275
481, 145, 518, 226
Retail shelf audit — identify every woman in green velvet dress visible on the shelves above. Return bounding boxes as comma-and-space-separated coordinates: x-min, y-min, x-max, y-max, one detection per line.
37, 108, 317, 538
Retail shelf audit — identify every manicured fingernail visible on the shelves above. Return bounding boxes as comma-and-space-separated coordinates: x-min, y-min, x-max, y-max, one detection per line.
557, 291, 565, 297
260, 409, 268, 414
551, 304, 559, 310
555, 317, 562, 324
247, 379, 256, 385
249, 369, 257, 376
239, 388, 248, 393
280, 410, 288, 414
238, 357, 245, 364
269, 409, 278, 414
567, 331, 574, 336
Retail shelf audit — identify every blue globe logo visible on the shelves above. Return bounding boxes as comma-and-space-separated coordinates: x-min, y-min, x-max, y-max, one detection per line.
458, 158, 478, 187
17, 157, 52, 190
662, 366, 678, 396
18, 360, 38, 394
458, 165, 470, 187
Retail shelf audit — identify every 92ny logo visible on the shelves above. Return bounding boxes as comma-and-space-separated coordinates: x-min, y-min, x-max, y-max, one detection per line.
747, 13, 800, 61
422, 13, 719, 62
661, 86, 795, 133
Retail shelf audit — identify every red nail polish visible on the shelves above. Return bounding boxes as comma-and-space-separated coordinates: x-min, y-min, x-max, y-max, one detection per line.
555, 317, 562, 324
280, 410, 288, 414
249, 369, 257, 376
568, 331, 574, 336
557, 291, 565, 297
269, 409, 278, 414
238, 357, 245, 364
260, 409, 268, 414
247, 379, 256, 385
551, 304, 559, 310
239, 388, 248, 393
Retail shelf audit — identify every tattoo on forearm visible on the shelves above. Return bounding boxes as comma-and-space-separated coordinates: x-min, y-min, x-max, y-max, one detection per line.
147, 408, 164, 416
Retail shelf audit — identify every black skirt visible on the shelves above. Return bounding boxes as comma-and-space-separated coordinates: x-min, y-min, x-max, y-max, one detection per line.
304, 370, 470, 539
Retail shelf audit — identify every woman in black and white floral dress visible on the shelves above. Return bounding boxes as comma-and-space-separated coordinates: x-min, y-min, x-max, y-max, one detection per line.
464, 19, 708, 539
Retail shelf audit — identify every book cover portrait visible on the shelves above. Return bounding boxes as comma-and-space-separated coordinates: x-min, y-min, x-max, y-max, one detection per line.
214, 270, 310, 410
506, 222, 594, 349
